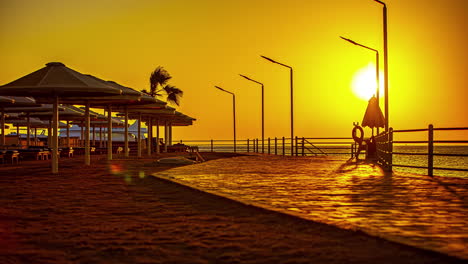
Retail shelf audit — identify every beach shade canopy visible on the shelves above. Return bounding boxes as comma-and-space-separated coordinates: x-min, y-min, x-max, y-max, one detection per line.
361, 96, 385, 129
4, 113, 23, 120
8, 118, 69, 129
25, 105, 95, 121
0, 96, 41, 107
0, 62, 122, 98
2, 104, 64, 113
55, 75, 161, 106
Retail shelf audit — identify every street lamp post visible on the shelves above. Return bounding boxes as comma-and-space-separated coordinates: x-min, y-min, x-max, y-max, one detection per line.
340, 36, 380, 103
373, 0, 389, 132
239, 74, 264, 153
341, 36, 381, 134
261, 55, 294, 156
215, 86, 236, 152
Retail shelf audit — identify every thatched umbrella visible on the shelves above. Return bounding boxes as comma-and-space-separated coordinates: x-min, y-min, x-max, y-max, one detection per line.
0, 62, 121, 173
362, 96, 385, 136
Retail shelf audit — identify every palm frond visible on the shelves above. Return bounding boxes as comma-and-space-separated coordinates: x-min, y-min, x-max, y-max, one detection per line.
150, 67, 171, 87
163, 84, 183, 106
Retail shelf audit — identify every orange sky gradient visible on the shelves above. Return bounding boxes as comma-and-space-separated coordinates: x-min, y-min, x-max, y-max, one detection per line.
1, 0, 467, 141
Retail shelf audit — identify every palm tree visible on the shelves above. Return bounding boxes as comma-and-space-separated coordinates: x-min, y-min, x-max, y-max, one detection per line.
142, 66, 183, 106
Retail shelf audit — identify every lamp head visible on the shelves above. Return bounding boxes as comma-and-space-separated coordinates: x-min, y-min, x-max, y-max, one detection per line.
260, 55, 278, 64
340, 36, 358, 45
239, 74, 252, 81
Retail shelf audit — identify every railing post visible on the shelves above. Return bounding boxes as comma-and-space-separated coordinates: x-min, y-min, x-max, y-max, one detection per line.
302, 137, 305, 156
268, 138, 271, 154
388, 128, 393, 172
211, 139, 214, 152
256, 138, 259, 153
428, 124, 434, 176
274, 137, 277, 155
247, 139, 250, 153
295, 136, 298, 156
282, 137, 285, 156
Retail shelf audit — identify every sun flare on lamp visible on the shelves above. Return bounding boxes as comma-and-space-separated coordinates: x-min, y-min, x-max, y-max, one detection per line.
351, 63, 383, 101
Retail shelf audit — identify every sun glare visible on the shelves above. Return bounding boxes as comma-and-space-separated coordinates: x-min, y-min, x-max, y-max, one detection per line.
351, 63, 381, 101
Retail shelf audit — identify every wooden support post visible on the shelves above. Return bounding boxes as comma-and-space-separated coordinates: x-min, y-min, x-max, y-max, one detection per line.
282, 137, 285, 156
274, 137, 277, 155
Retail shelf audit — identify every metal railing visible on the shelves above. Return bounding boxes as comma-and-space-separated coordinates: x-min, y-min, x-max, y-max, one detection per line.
375, 125, 468, 176
178, 137, 355, 157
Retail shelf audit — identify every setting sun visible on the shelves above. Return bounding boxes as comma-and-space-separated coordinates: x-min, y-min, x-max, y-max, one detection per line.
351, 63, 382, 101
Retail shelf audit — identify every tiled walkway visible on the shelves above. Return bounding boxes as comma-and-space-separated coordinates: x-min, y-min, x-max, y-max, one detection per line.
153, 154, 468, 259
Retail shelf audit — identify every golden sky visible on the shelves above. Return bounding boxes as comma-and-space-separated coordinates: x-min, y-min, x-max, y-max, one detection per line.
1, 0, 467, 140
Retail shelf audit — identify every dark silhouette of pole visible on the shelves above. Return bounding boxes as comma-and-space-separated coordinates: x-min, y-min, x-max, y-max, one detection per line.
239, 74, 264, 153
373, 0, 389, 132
340, 36, 380, 103
261, 55, 294, 156
215, 86, 236, 152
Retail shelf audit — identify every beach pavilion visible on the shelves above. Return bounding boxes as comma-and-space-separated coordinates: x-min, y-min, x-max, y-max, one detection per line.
0, 62, 196, 172
0, 62, 122, 173
61, 75, 165, 160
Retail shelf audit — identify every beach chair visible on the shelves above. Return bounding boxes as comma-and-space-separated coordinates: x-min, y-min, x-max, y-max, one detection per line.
5, 150, 19, 164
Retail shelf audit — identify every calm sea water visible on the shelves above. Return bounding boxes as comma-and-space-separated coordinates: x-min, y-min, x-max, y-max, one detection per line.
191, 144, 468, 178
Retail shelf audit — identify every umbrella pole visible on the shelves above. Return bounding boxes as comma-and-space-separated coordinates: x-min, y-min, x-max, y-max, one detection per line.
27, 113, 30, 147
16, 125, 20, 144
85, 101, 90, 166
164, 121, 167, 153
34, 128, 37, 146
92, 125, 95, 147
52, 96, 59, 174
1, 109, 5, 146
156, 119, 160, 154
107, 105, 112, 161
66, 120, 70, 147
99, 126, 102, 148
137, 113, 141, 158
147, 118, 152, 156
124, 106, 129, 157
80, 125, 84, 147
169, 123, 172, 146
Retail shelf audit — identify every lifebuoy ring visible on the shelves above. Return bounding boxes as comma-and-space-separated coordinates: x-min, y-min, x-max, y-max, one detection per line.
352, 125, 364, 144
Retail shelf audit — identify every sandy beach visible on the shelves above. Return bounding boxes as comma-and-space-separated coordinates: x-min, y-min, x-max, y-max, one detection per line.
0, 153, 465, 264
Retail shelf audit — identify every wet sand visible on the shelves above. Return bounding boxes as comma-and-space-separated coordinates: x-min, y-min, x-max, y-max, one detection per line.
0, 153, 464, 264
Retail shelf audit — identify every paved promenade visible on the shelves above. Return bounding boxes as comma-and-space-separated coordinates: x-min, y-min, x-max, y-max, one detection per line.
154, 154, 468, 259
